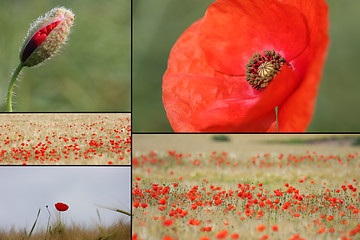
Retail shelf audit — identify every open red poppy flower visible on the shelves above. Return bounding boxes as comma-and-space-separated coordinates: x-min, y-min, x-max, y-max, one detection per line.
162, 0, 329, 132
55, 202, 69, 212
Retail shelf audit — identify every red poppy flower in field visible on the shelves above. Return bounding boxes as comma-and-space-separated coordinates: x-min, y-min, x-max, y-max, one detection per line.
162, 219, 174, 226
162, 236, 176, 240
216, 229, 228, 239
55, 202, 69, 212
230, 233, 240, 239
163, 0, 329, 132
256, 224, 266, 232
272, 225, 279, 231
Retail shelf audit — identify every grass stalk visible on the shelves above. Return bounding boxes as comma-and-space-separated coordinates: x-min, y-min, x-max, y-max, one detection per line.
28, 208, 40, 238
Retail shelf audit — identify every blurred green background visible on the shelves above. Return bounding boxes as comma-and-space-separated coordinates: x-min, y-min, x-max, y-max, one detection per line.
0, 0, 130, 112
133, 0, 360, 132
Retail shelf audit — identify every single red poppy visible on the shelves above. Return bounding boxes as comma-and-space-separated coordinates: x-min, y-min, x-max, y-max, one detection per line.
216, 229, 228, 239
55, 202, 69, 212
256, 224, 266, 232
162, 219, 174, 226
163, 0, 329, 132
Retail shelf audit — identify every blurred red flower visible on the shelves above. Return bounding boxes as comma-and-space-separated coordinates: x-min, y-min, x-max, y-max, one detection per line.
162, 219, 174, 226
230, 233, 239, 239
256, 224, 266, 232
216, 229, 228, 239
55, 202, 69, 212
272, 225, 279, 231
163, 0, 329, 132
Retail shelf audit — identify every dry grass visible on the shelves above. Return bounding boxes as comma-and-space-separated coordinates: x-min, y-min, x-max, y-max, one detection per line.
0, 113, 131, 165
0, 221, 130, 240
133, 134, 359, 156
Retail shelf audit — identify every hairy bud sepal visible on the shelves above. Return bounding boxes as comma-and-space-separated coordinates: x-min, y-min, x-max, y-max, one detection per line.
6, 7, 74, 112
20, 7, 74, 67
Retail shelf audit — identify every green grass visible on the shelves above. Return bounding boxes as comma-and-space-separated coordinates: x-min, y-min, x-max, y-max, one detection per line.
211, 135, 231, 143
0, 0, 130, 112
262, 135, 359, 145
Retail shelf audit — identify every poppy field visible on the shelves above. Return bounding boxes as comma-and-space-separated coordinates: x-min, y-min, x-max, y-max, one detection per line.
0, 113, 131, 165
132, 135, 360, 240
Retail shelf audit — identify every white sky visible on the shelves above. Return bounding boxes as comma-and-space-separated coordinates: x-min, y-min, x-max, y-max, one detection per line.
0, 166, 130, 232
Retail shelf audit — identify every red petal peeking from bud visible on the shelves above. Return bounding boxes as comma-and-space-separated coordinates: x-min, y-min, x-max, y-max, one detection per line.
7, 7, 74, 112
19, 7, 74, 67
21, 20, 61, 62
55, 202, 69, 212
162, 0, 329, 132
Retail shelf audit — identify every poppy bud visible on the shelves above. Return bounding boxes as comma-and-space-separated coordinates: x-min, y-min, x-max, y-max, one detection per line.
20, 7, 74, 67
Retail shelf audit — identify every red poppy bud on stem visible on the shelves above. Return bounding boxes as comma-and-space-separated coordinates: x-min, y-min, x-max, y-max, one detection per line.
7, 7, 74, 112
20, 7, 74, 67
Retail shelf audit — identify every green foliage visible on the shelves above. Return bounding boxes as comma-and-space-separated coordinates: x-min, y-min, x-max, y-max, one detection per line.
352, 137, 360, 146
266, 138, 308, 145
0, 0, 130, 112
212, 135, 231, 142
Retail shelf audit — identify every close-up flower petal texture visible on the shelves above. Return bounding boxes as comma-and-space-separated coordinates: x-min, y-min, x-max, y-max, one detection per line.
162, 0, 329, 132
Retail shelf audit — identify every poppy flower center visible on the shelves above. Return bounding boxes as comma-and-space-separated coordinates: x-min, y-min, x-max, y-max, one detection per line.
245, 50, 286, 90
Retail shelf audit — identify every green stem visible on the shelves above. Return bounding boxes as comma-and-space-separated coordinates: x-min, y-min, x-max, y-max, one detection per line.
45, 205, 52, 240
28, 208, 41, 238
7, 62, 25, 112
275, 106, 279, 132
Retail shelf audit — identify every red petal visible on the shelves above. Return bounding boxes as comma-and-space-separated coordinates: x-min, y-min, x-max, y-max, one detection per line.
278, 34, 329, 131
21, 20, 61, 62
164, 19, 294, 132
55, 202, 69, 211
277, 0, 329, 131
163, 0, 329, 132
163, 19, 257, 131
233, 65, 301, 132
285, 0, 329, 78
199, 0, 309, 75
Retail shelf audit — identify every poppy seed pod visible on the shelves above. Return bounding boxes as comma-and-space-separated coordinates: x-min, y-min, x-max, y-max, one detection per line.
20, 7, 74, 67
